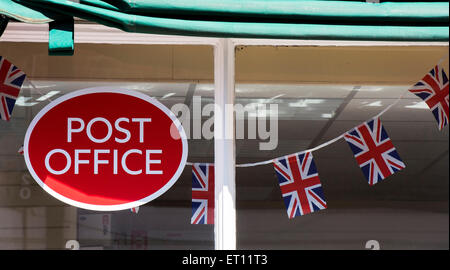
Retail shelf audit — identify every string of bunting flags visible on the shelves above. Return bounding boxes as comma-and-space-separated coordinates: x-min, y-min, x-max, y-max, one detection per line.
187, 59, 449, 224
1, 55, 448, 223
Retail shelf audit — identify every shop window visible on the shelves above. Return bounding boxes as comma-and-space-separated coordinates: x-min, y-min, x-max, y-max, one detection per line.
235, 46, 449, 249
0, 42, 215, 249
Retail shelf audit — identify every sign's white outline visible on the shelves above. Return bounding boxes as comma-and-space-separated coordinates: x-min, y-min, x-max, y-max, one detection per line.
24, 87, 188, 211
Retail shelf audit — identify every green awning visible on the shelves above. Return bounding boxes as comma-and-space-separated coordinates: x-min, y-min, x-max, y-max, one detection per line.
80, 0, 450, 23
1, 0, 449, 44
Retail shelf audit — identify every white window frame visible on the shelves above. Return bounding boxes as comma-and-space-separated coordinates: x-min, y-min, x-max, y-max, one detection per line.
2, 22, 448, 250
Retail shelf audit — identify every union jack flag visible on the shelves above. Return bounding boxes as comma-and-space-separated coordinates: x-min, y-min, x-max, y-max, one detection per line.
273, 152, 327, 218
191, 163, 214, 224
130, 207, 139, 214
0, 56, 26, 121
409, 64, 449, 130
344, 118, 406, 186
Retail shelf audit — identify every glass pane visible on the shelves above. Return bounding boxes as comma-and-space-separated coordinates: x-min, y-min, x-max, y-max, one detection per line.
235, 46, 449, 250
0, 42, 214, 249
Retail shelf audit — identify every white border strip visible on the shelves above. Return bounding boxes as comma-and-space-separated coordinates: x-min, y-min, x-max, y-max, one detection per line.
1, 22, 449, 47
213, 38, 236, 250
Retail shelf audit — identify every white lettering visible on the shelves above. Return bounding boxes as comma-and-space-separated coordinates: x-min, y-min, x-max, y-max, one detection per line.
94, 149, 110, 174
74, 149, 90, 174
86, 117, 112, 143
67, 118, 84, 143
45, 149, 71, 175
145, 150, 163, 174
113, 149, 118, 174
114, 118, 131, 143
131, 118, 151, 143
121, 149, 142, 175
44, 149, 166, 175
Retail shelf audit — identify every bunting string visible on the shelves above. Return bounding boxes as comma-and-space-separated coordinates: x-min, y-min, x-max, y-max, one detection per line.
189, 59, 448, 221
189, 53, 448, 168
191, 88, 409, 168
3, 53, 446, 218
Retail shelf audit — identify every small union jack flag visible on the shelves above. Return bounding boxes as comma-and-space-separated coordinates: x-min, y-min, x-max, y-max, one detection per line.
191, 163, 214, 224
273, 152, 327, 218
344, 118, 406, 186
409, 64, 449, 130
130, 207, 139, 214
0, 56, 27, 121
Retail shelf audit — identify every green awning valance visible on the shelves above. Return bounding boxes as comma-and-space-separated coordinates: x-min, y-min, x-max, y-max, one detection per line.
1, 0, 448, 42
80, 0, 450, 23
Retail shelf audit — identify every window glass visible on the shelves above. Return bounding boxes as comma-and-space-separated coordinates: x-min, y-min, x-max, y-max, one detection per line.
0, 42, 214, 250
235, 46, 449, 249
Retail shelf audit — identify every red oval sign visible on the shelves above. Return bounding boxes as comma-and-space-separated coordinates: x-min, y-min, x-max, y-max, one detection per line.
24, 88, 188, 211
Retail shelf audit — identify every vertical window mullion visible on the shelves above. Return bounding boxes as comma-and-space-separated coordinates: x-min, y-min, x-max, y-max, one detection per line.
213, 38, 236, 250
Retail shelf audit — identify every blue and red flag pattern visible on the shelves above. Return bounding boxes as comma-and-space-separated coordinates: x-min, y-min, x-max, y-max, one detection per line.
273, 152, 327, 218
409, 65, 449, 130
0, 56, 26, 121
191, 163, 214, 224
344, 118, 406, 186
